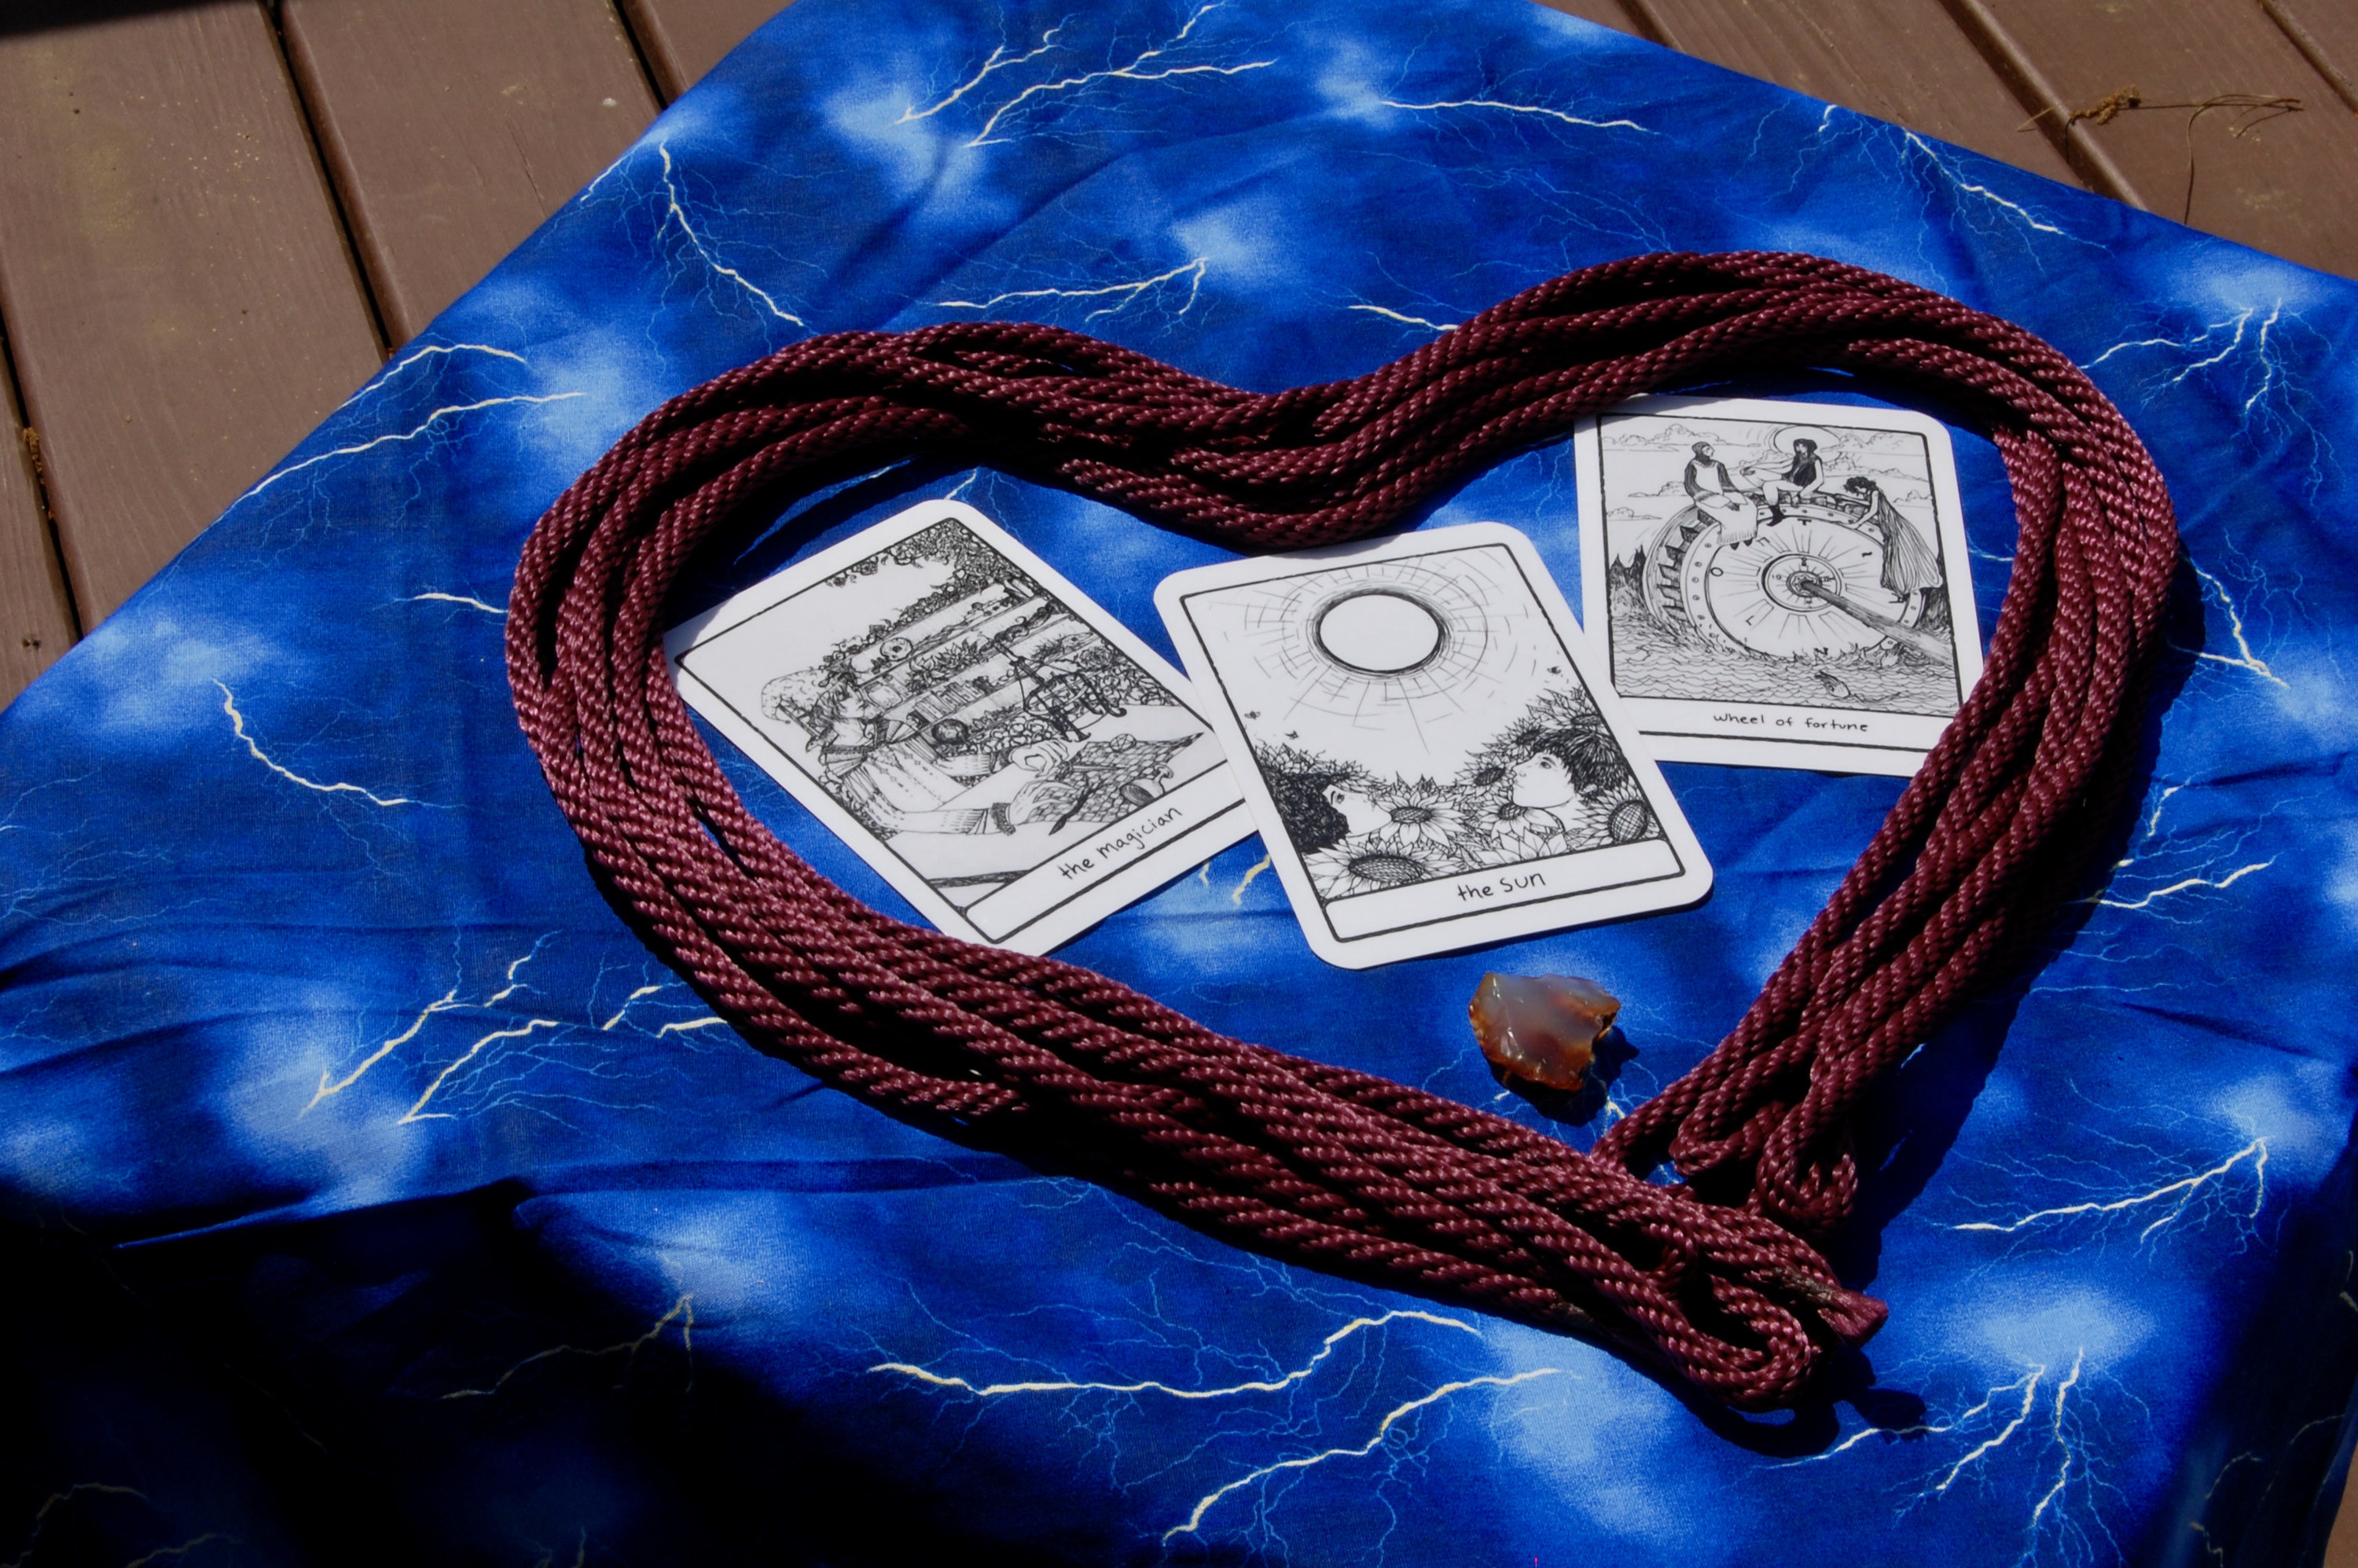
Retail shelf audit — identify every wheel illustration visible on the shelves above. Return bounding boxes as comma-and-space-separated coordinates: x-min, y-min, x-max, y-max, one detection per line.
1651, 504, 1919, 657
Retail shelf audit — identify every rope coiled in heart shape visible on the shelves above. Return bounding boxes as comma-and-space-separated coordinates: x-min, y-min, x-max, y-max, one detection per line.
507, 251, 2176, 1409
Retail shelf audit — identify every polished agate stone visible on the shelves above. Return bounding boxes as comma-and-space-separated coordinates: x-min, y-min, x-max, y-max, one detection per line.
1467, 972, 1621, 1091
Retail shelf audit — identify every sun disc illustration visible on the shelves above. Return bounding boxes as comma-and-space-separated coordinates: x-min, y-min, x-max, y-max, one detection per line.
1312, 588, 1448, 674
1224, 555, 1513, 725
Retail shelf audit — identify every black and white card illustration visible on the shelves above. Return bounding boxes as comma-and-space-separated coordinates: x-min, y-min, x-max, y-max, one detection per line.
1155, 523, 1712, 970
1576, 395, 1984, 777
666, 501, 1253, 955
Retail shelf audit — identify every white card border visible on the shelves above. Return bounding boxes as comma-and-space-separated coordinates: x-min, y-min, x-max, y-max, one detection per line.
1574, 395, 1986, 777
1154, 521, 1713, 970
665, 499, 1253, 955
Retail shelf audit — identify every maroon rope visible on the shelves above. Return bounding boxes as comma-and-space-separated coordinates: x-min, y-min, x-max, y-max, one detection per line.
506, 251, 2176, 1409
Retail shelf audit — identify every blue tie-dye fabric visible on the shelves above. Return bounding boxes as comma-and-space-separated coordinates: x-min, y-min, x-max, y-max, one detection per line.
4, 2, 2355, 1562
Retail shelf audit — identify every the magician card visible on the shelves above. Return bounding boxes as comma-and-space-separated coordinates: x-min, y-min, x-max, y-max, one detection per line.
1575, 395, 1985, 777
666, 500, 1254, 955
1155, 523, 1711, 970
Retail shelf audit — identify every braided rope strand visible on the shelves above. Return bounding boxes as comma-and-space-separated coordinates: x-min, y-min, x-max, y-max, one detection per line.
507, 252, 2176, 1409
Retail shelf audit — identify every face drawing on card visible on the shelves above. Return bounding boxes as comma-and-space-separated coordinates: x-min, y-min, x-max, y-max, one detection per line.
1157, 523, 1711, 969
1577, 396, 1984, 777
666, 501, 1251, 955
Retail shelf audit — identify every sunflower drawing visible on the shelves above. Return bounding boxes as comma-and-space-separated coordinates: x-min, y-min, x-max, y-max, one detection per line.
1303, 840, 1454, 899
1467, 801, 1570, 865
1366, 779, 1470, 860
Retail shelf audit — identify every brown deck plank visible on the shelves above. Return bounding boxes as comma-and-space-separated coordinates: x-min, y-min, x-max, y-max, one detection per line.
1963, 0, 2358, 276
0, 1, 384, 626
0, 347, 75, 711
283, 0, 661, 343
2256, 0, 2358, 116
616, 0, 788, 101
1636, 0, 2081, 185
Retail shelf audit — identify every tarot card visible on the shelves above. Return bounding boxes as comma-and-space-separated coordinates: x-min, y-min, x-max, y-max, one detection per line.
666, 500, 1253, 955
1155, 523, 1711, 970
1575, 395, 1984, 777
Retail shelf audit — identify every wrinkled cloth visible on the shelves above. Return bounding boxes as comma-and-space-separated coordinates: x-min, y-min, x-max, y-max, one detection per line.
3, 2, 2355, 1563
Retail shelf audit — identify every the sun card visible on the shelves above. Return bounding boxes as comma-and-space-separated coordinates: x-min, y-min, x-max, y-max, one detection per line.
666, 500, 1253, 954
1575, 395, 1985, 777
1155, 523, 1712, 970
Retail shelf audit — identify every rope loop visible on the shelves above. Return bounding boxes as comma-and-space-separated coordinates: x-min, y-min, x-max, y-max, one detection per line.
509, 251, 2176, 1409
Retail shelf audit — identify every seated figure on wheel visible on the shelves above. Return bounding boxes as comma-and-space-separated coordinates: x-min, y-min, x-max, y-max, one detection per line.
1749, 436, 1826, 522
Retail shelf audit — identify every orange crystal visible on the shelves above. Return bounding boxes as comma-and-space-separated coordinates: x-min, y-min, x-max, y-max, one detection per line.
1467, 972, 1620, 1091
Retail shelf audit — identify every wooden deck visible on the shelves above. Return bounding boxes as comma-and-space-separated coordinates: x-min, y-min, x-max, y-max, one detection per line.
5, 0, 2357, 708
0, 0, 2352, 1537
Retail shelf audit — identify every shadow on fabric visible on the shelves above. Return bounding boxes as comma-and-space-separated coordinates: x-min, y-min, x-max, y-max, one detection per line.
2, 1188, 1091, 1567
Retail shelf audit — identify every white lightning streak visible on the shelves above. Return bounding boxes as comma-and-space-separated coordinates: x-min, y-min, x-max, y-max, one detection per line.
2169, 311, 2252, 385
2096, 861, 2273, 909
217, 683, 428, 809
899, 24, 1067, 121
656, 1016, 729, 1037
1946, 177, 2064, 234
307, 939, 549, 1113
933, 258, 1207, 320
1955, 1139, 2267, 1239
2121, 783, 2187, 861
578, 154, 626, 204
4, 1482, 152, 1563
976, 59, 1271, 142
119, 1537, 227, 1568
1348, 304, 1458, 332
966, 6, 1272, 146
400, 1019, 563, 1122
1932, 1367, 2044, 1493
1775, 1418, 1950, 1465
2242, 304, 2283, 415
410, 591, 503, 615
2086, 336, 2186, 369
872, 1309, 1479, 1399
2025, 1351, 2085, 1530
442, 1294, 694, 1400
1231, 850, 1273, 905
2191, 563, 2288, 686
1382, 97, 1649, 133
244, 394, 584, 500
485, 948, 540, 1005
1162, 1368, 1565, 1540
332, 342, 533, 417
655, 146, 806, 326
382, 341, 529, 376
601, 984, 665, 1031
1899, 133, 2067, 235
307, 988, 461, 1111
